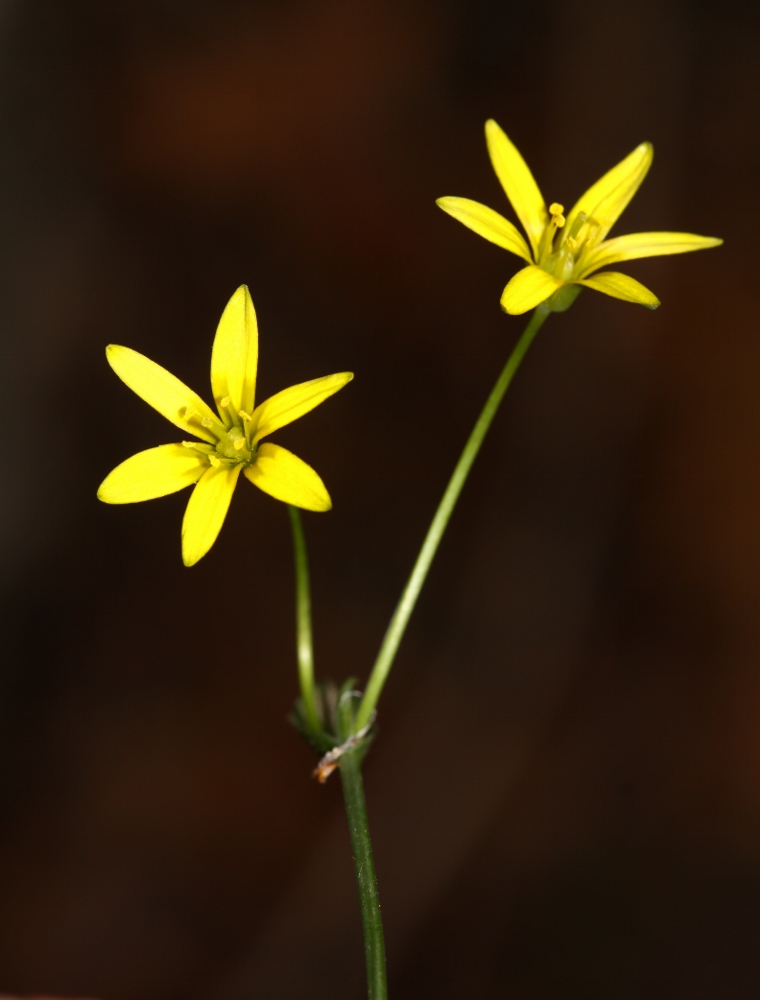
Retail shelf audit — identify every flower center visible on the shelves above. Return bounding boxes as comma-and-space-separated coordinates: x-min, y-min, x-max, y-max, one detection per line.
215, 426, 252, 463
538, 208, 604, 282
182, 399, 261, 469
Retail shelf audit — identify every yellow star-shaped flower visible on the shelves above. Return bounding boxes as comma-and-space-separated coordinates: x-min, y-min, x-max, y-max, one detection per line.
98, 285, 353, 565
437, 120, 722, 315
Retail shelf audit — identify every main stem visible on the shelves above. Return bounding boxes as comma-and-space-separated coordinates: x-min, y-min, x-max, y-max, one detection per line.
355, 305, 550, 731
288, 505, 320, 735
338, 698, 388, 1000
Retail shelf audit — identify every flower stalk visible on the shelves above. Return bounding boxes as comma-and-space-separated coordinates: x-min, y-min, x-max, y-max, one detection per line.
355, 303, 550, 732
288, 505, 321, 736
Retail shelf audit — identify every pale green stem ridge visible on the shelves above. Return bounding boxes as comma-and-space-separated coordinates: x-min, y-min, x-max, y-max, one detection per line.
288, 505, 321, 734
355, 305, 550, 731
337, 695, 388, 1000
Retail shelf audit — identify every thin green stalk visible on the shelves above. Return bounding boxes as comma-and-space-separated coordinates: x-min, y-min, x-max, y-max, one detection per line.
355, 305, 550, 731
288, 505, 320, 735
338, 696, 387, 1000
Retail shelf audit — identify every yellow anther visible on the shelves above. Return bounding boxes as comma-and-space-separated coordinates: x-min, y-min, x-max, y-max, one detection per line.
182, 441, 196, 449
201, 417, 213, 428
233, 437, 246, 451
549, 202, 565, 216
566, 236, 578, 250
554, 214, 566, 228
238, 409, 251, 422
208, 455, 221, 468
220, 396, 231, 408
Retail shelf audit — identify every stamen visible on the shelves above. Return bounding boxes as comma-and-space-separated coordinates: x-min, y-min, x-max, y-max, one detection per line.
566, 236, 578, 250
537, 201, 568, 264
583, 219, 601, 248
233, 438, 246, 451
238, 410, 255, 449
181, 405, 224, 440
220, 396, 231, 408
549, 202, 565, 228
208, 455, 221, 468
182, 441, 196, 448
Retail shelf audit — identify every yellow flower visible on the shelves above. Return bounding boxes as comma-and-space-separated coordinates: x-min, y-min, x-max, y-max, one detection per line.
437, 120, 722, 315
98, 286, 353, 566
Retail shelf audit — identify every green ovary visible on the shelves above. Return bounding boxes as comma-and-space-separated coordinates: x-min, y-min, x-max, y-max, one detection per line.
215, 426, 252, 464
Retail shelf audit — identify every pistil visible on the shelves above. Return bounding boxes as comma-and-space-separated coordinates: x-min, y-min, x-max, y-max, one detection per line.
553, 211, 592, 281
211, 425, 254, 468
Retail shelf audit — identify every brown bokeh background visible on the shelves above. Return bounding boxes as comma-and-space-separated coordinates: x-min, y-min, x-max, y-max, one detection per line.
1, 0, 758, 997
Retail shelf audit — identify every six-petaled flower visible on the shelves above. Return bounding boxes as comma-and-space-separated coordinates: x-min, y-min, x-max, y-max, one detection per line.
98, 286, 353, 566
437, 120, 722, 315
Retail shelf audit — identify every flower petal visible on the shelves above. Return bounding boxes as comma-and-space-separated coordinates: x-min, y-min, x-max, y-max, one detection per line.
106, 345, 222, 444
210, 285, 258, 418
98, 444, 206, 503
500, 265, 563, 315
251, 372, 353, 445
181, 463, 242, 566
579, 231, 723, 276
244, 442, 331, 511
576, 271, 660, 309
566, 142, 653, 242
436, 197, 533, 262
485, 119, 547, 260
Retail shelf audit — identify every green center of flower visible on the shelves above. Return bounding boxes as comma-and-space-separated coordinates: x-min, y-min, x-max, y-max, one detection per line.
215, 425, 252, 463
183, 398, 261, 468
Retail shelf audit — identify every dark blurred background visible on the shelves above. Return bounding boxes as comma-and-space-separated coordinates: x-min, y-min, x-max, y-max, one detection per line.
0, 0, 758, 997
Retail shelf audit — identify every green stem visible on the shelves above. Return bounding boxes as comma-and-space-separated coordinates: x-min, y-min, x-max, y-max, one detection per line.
338, 697, 388, 1000
287, 505, 321, 735
355, 305, 550, 731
